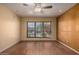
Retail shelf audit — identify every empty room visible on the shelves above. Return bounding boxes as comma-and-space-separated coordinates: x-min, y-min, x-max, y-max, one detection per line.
0, 3, 79, 55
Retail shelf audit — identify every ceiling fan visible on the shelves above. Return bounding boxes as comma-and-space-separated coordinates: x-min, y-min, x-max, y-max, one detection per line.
23, 3, 53, 9
23, 3, 53, 13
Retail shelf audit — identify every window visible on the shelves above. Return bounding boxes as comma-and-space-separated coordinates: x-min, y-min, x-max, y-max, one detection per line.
44, 22, 51, 37
27, 22, 35, 37
27, 22, 51, 38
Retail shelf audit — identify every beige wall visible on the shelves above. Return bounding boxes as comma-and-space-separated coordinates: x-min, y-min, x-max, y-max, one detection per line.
21, 17, 56, 41
58, 4, 79, 51
0, 5, 20, 52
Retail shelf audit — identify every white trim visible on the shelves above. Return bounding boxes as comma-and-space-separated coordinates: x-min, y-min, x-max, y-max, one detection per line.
58, 41, 79, 54
21, 40, 57, 41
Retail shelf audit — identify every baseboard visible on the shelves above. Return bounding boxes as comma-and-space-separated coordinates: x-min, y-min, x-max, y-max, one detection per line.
21, 40, 57, 42
0, 40, 20, 53
58, 41, 79, 54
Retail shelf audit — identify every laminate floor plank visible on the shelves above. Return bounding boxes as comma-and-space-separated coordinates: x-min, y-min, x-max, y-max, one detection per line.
1, 41, 78, 55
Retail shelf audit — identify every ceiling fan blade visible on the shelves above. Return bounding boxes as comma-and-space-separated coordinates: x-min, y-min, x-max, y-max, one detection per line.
23, 3, 28, 6
43, 6, 52, 9
23, 3, 35, 7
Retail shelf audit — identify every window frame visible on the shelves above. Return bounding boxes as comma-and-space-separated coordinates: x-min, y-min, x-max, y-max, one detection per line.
27, 21, 51, 38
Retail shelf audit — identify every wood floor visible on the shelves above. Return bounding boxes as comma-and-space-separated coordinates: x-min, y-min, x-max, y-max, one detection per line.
1, 41, 78, 55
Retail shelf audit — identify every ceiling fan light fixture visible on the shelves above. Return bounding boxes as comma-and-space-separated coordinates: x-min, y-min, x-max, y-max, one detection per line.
34, 7, 42, 12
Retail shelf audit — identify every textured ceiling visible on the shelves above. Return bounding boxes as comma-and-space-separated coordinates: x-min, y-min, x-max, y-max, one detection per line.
2, 3, 76, 17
